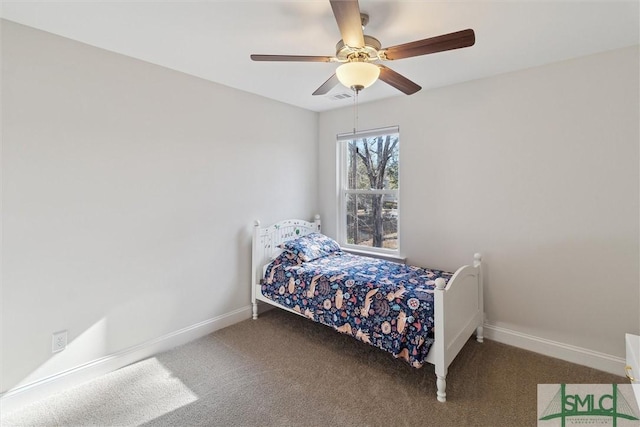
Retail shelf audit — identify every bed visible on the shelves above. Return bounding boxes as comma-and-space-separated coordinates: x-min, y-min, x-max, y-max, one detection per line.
251, 216, 484, 402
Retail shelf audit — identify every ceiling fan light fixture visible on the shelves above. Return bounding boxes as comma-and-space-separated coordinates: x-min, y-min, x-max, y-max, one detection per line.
336, 61, 380, 91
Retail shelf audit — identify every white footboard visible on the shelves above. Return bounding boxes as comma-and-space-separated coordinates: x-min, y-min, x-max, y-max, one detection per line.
426, 253, 484, 402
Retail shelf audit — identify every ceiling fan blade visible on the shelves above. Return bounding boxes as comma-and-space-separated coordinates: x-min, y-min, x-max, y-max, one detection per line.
382, 29, 475, 60
250, 54, 334, 62
313, 73, 340, 96
378, 65, 421, 95
330, 0, 365, 48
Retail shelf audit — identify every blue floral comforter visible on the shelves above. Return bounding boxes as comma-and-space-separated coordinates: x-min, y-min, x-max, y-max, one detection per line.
261, 251, 453, 368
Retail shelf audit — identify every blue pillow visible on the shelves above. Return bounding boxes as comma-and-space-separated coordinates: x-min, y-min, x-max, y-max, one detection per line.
279, 232, 341, 263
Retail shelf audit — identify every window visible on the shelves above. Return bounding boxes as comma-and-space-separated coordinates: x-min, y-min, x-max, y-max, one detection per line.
337, 127, 399, 254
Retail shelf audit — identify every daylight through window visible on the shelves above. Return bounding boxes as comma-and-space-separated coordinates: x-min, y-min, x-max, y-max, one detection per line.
338, 127, 399, 254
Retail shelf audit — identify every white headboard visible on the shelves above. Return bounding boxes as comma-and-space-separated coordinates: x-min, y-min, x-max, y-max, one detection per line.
251, 215, 321, 289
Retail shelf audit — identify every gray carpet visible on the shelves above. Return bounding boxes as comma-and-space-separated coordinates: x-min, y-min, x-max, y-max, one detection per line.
2, 309, 627, 426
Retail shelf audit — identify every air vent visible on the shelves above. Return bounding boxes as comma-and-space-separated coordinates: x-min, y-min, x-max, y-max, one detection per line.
328, 92, 353, 101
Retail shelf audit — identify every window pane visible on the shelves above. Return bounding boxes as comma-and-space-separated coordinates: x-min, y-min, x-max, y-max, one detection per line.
346, 193, 398, 249
346, 134, 399, 190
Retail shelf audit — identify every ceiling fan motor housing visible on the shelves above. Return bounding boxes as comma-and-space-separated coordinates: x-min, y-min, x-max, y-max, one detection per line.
335, 35, 381, 62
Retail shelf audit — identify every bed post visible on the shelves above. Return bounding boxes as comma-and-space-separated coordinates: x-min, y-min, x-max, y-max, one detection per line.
474, 253, 484, 343
251, 220, 261, 320
434, 277, 447, 402
313, 214, 321, 232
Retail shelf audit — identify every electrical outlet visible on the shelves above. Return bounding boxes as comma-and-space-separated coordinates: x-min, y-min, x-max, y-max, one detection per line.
52, 330, 67, 353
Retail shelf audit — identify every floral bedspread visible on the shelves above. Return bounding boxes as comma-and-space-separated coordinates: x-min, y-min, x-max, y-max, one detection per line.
261, 251, 453, 368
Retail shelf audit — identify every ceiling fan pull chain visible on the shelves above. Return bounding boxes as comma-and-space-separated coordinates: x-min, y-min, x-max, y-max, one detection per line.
352, 87, 358, 134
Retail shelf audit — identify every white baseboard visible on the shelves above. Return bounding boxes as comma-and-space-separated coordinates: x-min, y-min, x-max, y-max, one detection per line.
1, 309, 625, 414
0, 305, 252, 414
483, 323, 626, 377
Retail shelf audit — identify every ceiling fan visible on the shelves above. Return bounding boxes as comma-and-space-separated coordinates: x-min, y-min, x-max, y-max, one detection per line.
251, 0, 475, 96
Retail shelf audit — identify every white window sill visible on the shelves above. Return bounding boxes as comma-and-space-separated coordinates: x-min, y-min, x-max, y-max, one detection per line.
341, 247, 407, 264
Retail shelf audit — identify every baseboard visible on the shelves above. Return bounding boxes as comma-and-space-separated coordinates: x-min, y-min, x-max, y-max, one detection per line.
483, 323, 626, 377
2, 311, 625, 414
0, 305, 252, 414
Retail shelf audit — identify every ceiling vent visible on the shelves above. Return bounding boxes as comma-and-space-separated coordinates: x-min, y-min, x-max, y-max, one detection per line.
328, 92, 353, 101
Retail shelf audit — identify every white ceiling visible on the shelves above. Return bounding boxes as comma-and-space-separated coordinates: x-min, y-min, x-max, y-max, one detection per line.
2, 1, 639, 112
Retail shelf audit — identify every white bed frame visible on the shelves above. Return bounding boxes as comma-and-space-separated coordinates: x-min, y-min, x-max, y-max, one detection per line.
251, 216, 484, 402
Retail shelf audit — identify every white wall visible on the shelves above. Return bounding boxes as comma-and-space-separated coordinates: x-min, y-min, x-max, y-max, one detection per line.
1, 20, 318, 394
319, 46, 639, 360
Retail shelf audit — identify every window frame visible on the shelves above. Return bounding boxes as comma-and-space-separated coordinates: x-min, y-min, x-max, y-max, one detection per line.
336, 126, 400, 257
